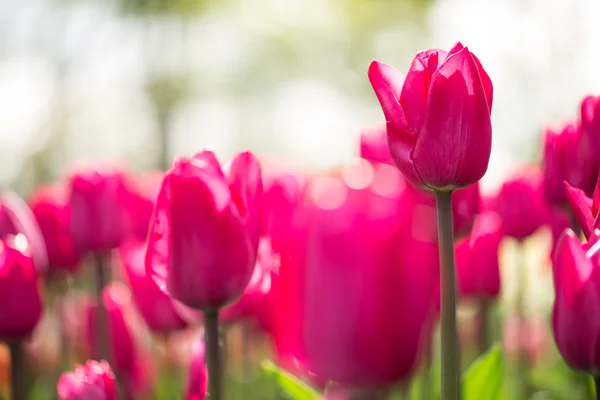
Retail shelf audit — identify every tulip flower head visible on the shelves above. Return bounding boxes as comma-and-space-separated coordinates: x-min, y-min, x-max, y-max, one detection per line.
0, 235, 43, 339
552, 230, 600, 372
146, 150, 263, 311
57, 360, 117, 400
368, 42, 493, 191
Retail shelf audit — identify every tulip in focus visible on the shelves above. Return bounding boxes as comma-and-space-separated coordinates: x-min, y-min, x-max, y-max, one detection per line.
368, 42, 493, 191
0, 235, 43, 339
273, 161, 437, 389
28, 185, 80, 273
146, 150, 262, 311
120, 240, 188, 333
542, 120, 595, 206
552, 230, 600, 373
57, 360, 117, 400
186, 338, 208, 400
456, 212, 503, 300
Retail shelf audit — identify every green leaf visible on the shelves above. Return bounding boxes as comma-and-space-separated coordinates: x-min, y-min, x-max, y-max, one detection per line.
462, 343, 504, 400
262, 360, 320, 400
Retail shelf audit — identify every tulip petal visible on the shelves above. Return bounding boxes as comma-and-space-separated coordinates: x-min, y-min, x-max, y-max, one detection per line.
368, 61, 407, 128
145, 177, 171, 293
414, 46, 492, 189
564, 181, 594, 239
553, 230, 593, 306
223, 151, 263, 251
400, 53, 437, 132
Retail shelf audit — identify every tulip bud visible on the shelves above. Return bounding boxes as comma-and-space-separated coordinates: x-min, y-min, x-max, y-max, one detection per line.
368, 42, 493, 191
456, 212, 503, 300
28, 185, 80, 273
57, 360, 117, 400
120, 240, 188, 334
145, 150, 262, 311
552, 230, 600, 372
0, 235, 43, 339
186, 338, 208, 400
542, 120, 595, 206
68, 166, 131, 253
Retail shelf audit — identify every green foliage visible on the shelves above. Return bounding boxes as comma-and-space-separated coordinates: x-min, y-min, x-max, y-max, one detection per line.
262, 360, 320, 400
462, 344, 504, 400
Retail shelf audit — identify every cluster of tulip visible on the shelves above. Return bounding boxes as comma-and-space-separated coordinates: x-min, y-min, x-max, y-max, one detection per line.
1, 41, 600, 400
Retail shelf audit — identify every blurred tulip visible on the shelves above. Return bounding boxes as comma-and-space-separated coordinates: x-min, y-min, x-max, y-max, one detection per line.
186, 338, 208, 400
368, 42, 493, 191
552, 230, 600, 372
580, 95, 600, 176
272, 161, 436, 388
119, 240, 188, 333
68, 166, 131, 254
220, 238, 274, 325
0, 191, 48, 272
359, 124, 394, 166
0, 235, 42, 339
456, 212, 503, 300
492, 167, 552, 240
86, 283, 136, 377
542, 120, 595, 205
57, 360, 117, 400
146, 150, 262, 310
28, 185, 80, 273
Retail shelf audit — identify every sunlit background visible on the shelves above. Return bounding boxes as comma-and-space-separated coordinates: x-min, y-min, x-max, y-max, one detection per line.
2, 0, 600, 192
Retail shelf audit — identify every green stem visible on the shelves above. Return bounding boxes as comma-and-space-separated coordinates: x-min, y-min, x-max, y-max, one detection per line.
8, 339, 28, 400
435, 190, 461, 400
93, 253, 111, 364
477, 299, 490, 356
205, 310, 223, 400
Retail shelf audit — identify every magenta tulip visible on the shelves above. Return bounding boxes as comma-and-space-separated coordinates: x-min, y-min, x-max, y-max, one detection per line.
0, 191, 48, 272
119, 240, 188, 333
186, 338, 208, 400
0, 235, 43, 339
492, 167, 552, 240
68, 166, 131, 253
552, 230, 600, 372
272, 162, 436, 388
581, 95, 600, 173
456, 212, 503, 299
368, 42, 493, 191
86, 283, 136, 375
57, 360, 117, 400
146, 150, 262, 310
542, 120, 595, 206
28, 185, 80, 273
565, 175, 600, 240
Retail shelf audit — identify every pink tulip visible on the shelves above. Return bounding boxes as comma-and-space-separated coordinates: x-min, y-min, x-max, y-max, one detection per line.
186, 338, 208, 400
86, 283, 136, 375
146, 150, 263, 310
57, 360, 117, 400
0, 191, 48, 272
552, 230, 600, 372
272, 161, 436, 388
28, 185, 80, 273
580, 95, 600, 176
119, 240, 188, 333
456, 212, 503, 300
0, 235, 43, 339
491, 167, 552, 240
368, 42, 493, 191
565, 175, 600, 239
542, 120, 595, 206
68, 166, 131, 253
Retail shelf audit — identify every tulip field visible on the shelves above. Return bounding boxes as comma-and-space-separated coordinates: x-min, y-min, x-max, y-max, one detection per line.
3, 1, 600, 399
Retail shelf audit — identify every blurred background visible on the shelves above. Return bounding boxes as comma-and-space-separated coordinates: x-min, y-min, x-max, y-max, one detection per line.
3, 0, 600, 196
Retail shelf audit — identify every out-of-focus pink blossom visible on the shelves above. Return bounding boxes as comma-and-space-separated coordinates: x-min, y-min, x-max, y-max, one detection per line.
57, 360, 117, 400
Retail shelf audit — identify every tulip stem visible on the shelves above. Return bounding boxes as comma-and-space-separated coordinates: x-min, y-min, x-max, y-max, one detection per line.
477, 299, 491, 356
8, 339, 28, 400
205, 309, 223, 400
435, 190, 461, 400
93, 253, 112, 364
